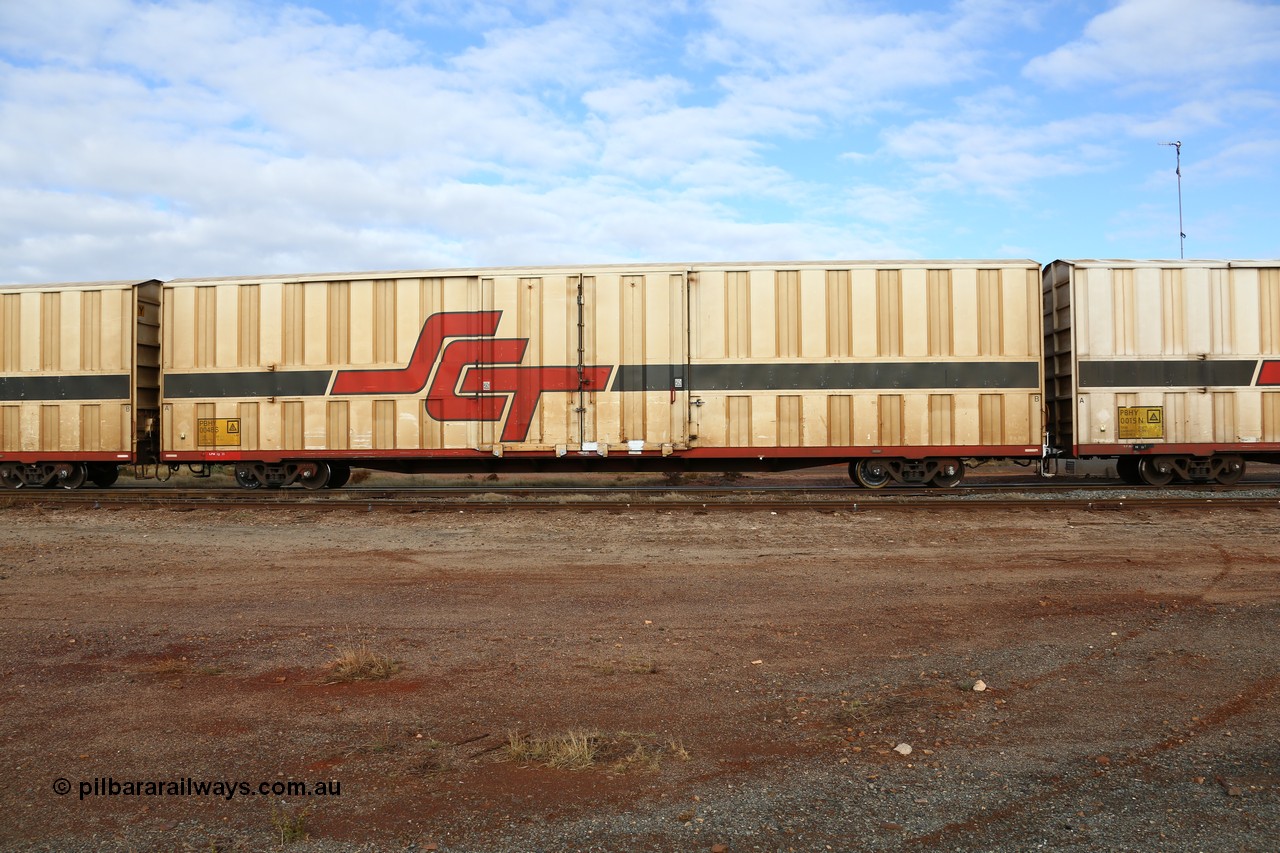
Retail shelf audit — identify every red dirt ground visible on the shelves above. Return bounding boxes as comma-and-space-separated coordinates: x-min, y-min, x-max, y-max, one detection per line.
1, 489, 1278, 851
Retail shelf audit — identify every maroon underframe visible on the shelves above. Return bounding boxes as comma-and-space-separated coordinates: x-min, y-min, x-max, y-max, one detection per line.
0, 451, 135, 463
1075, 442, 1280, 456
165, 444, 1044, 464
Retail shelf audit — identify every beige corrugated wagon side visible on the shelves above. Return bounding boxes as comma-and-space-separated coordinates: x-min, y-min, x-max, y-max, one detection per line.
161, 260, 1045, 488
161, 264, 691, 488
683, 260, 1045, 486
1043, 259, 1280, 484
0, 279, 161, 488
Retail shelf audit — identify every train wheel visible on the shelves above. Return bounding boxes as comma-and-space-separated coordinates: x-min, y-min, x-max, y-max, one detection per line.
326, 464, 351, 489
88, 464, 120, 488
233, 464, 262, 489
1116, 457, 1142, 484
853, 459, 892, 489
55, 463, 87, 490
0, 463, 23, 489
297, 462, 331, 490
1215, 456, 1245, 485
930, 458, 963, 488
1137, 457, 1174, 487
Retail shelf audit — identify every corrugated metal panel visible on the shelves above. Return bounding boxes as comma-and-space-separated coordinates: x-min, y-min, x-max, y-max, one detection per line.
239, 402, 259, 451
1264, 392, 1280, 441
195, 287, 216, 368
688, 261, 1042, 452
1, 294, 18, 370
929, 394, 954, 444
1262, 269, 1280, 353
977, 269, 1001, 355
876, 270, 901, 357
927, 270, 952, 357
727, 396, 751, 447
828, 395, 853, 445
776, 271, 800, 358
237, 285, 259, 367
327, 401, 347, 450
161, 261, 1042, 460
878, 395, 903, 445
283, 400, 303, 448
825, 270, 851, 357
283, 283, 304, 365
40, 405, 58, 449
80, 404, 100, 450
726, 271, 749, 359
1, 406, 18, 450
777, 396, 801, 446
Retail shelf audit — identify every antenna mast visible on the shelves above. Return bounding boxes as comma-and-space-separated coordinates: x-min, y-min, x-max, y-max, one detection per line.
1159, 141, 1185, 258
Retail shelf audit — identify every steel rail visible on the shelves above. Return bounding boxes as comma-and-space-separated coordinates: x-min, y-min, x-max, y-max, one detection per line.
6, 477, 1280, 498
3, 486, 1277, 513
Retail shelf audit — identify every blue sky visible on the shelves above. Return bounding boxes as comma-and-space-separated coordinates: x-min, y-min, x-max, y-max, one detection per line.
1, 0, 1278, 283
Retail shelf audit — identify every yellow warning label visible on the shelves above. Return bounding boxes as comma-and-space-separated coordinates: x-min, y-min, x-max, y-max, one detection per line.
1117, 406, 1164, 440
197, 418, 242, 447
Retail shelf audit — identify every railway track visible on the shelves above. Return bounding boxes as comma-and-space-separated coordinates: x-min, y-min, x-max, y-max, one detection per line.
5, 480, 1279, 512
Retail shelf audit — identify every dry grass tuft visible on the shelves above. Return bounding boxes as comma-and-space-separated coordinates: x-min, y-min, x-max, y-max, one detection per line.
148, 656, 190, 676
629, 657, 659, 674
505, 730, 599, 770
326, 642, 401, 682
834, 699, 871, 726
503, 730, 689, 772
270, 803, 312, 844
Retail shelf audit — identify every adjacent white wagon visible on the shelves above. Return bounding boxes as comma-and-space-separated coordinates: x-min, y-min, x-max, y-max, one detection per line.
1043, 259, 1280, 484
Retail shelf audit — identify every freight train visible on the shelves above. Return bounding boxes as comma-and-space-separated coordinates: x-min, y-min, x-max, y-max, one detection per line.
1, 259, 1278, 490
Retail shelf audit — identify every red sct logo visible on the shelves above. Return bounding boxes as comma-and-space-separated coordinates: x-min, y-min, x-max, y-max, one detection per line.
331, 311, 613, 442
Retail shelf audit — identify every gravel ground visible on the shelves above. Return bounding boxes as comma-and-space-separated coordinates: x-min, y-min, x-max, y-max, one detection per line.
1, 488, 1277, 852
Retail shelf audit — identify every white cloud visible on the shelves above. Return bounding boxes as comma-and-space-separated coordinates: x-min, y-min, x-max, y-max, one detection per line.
878, 112, 1126, 199
1025, 0, 1280, 91
2, 0, 1278, 282
1188, 138, 1280, 181
696, 0, 995, 112
582, 76, 689, 120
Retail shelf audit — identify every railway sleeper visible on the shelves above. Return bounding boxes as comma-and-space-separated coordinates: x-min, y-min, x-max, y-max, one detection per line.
849, 457, 964, 489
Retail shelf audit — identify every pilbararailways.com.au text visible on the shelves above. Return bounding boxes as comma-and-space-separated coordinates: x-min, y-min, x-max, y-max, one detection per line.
54, 777, 342, 801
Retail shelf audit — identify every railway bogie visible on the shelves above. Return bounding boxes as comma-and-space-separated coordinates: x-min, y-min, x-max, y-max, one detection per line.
1, 461, 76, 489
1118, 453, 1246, 486
0, 460, 120, 490
232, 460, 340, 489
849, 456, 965, 488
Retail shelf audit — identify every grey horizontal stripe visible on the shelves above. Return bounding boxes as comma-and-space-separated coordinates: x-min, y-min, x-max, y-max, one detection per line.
1078, 359, 1257, 388
0, 374, 131, 401
611, 364, 685, 392
165, 370, 334, 398
611, 361, 1040, 392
